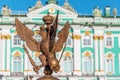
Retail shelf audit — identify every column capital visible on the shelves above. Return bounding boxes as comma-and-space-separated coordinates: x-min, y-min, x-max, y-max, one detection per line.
1, 35, 11, 40
24, 70, 32, 72
0, 70, 10, 72
99, 36, 104, 40
93, 36, 99, 40
72, 34, 81, 40
73, 70, 81, 72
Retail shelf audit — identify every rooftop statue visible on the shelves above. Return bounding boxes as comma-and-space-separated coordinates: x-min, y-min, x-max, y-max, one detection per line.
15, 11, 70, 80
1, 5, 11, 16
113, 8, 117, 18
93, 7, 102, 17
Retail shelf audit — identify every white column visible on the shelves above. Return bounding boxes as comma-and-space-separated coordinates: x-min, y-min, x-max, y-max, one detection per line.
24, 52, 29, 75
0, 33, 2, 70
99, 36, 105, 75
1, 38, 5, 71
6, 37, 11, 75
94, 35, 99, 75
73, 29, 81, 75
94, 28, 105, 75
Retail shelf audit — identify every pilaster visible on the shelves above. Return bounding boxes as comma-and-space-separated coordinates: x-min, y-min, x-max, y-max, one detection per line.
1, 35, 6, 71
0, 35, 11, 75
93, 35, 99, 75
24, 49, 33, 75
94, 28, 105, 75
99, 36, 105, 75
73, 28, 81, 75
6, 35, 11, 75
0, 32, 2, 70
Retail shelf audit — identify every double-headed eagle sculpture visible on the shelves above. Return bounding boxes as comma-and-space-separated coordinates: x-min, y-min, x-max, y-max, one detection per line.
15, 12, 70, 80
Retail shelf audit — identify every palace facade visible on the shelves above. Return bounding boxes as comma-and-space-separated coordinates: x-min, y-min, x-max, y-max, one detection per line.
0, 0, 120, 80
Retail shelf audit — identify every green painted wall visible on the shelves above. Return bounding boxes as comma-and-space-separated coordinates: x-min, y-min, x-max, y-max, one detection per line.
105, 37, 120, 76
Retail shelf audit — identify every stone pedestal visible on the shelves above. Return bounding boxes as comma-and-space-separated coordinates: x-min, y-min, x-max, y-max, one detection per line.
37, 75, 59, 80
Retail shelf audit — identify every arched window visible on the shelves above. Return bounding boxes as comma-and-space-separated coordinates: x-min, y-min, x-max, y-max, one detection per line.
83, 35, 91, 47
34, 35, 41, 42
64, 52, 72, 73
34, 52, 41, 65
13, 52, 22, 72
106, 54, 114, 74
106, 37, 112, 47
13, 35, 21, 45
83, 52, 92, 73
66, 36, 72, 46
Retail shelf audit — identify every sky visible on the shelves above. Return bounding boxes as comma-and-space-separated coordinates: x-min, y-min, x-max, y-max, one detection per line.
0, 0, 120, 15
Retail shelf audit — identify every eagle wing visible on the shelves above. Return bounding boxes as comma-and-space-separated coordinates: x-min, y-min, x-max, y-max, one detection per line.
52, 21, 70, 52
49, 11, 59, 51
15, 18, 40, 52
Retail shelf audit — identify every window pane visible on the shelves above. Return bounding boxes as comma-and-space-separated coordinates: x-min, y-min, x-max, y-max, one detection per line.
107, 58, 113, 73
13, 35, 21, 45
66, 36, 72, 46
13, 62, 17, 72
17, 62, 21, 72
88, 62, 92, 72
14, 39, 17, 45
84, 62, 87, 72
64, 62, 72, 72
106, 37, 112, 46
64, 56, 72, 72
83, 36, 91, 46
13, 56, 21, 72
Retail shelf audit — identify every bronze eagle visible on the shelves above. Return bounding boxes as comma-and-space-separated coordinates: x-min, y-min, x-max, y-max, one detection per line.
15, 12, 70, 74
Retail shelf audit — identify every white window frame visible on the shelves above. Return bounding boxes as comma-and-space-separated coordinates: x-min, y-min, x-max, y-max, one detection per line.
105, 52, 115, 75
105, 35, 114, 48
13, 56, 21, 72
82, 51, 93, 74
12, 34, 23, 47
63, 52, 73, 73
13, 35, 21, 45
66, 35, 73, 47
12, 51, 23, 73
82, 34, 93, 48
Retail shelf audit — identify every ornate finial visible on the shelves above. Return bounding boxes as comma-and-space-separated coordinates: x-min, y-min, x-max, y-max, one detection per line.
113, 8, 117, 18
42, 12, 54, 24
62, 0, 76, 12
28, 0, 43, 12
47, 0, 58, 4
93, 6, 102, 17
65, 0, 68, 3
35, 0, 43, 7
64, 0, 69, 5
